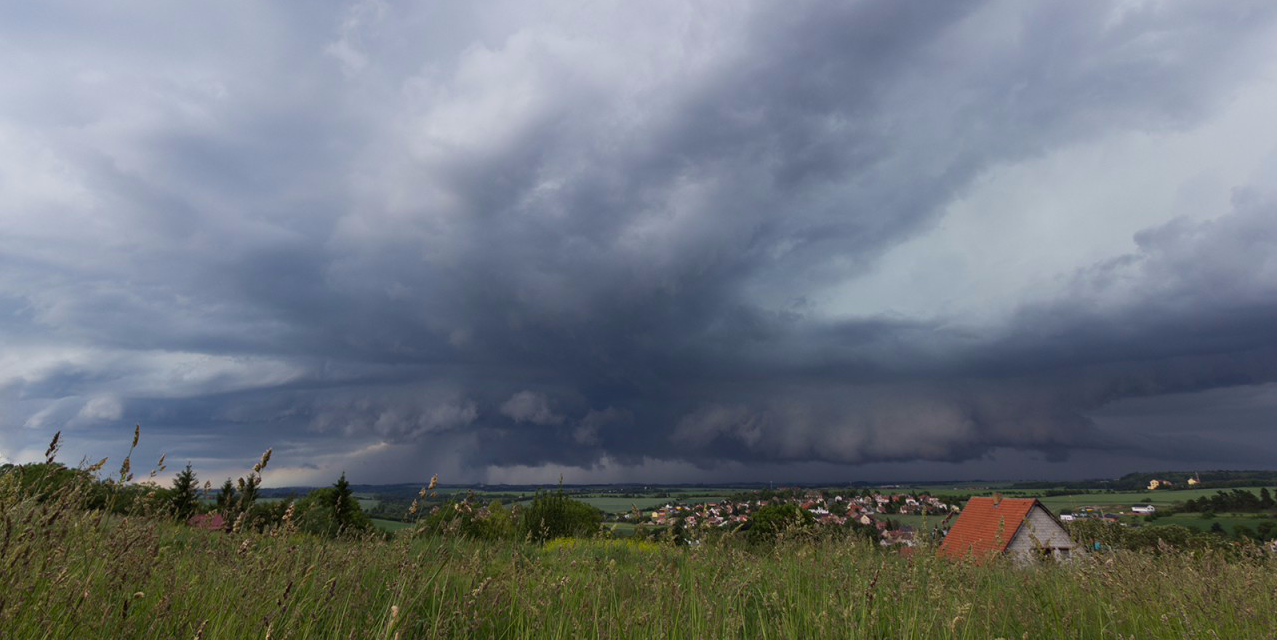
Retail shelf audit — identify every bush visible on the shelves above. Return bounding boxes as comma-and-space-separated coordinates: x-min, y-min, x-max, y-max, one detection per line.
292, 478, 372, 537
520, 490, 602, 542
417, 498, 517, 540
744, 503, 815, 543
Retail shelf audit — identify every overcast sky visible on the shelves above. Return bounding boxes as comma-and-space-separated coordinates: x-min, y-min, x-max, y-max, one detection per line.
4, 1, 1277, 486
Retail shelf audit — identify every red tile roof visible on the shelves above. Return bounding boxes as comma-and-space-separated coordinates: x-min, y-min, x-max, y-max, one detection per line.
938, 497, 1037, 560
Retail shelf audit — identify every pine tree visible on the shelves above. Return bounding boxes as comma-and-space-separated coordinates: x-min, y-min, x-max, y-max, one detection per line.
1261, 487, 1274, 509
235, 475, 260, 517
216, 478, 236, 513
332, 472, 354, 533
170, 463, 199, 521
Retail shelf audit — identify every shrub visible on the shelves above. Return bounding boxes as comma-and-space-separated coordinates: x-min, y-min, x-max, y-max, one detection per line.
292, 476, 372, 537
520, 490, 602, 542
745, 503, 815, 543
417, 498, 517, 540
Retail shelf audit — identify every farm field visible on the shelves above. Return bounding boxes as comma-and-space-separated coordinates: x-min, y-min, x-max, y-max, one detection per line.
371, 517, 413, 532
548, 494, 735, 515
578, 496, 670, 513
1036, 487, 1272, 511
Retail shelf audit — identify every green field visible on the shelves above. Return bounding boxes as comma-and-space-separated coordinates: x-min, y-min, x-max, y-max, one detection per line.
371, 517, 412, 532
574, 494, 733, 514
578, 496, 671, 513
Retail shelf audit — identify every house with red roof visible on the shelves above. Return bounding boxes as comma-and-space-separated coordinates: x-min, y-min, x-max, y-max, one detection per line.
186, 512, 226, 531
938, 495, 1076, 562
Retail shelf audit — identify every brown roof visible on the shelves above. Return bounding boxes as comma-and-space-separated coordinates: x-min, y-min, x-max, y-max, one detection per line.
937, 497, 1037, 559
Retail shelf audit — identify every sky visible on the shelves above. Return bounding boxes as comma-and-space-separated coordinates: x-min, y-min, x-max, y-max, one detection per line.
4, 1, 1277, 486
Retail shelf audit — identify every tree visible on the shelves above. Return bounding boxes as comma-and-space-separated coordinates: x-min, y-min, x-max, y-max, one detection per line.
169, 464, 199, 521
332, 472, 356, 531
216, 478, 236, 514
236, 474, 260, 513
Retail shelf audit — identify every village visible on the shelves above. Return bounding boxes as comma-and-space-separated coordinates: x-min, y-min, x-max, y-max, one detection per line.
632, 488, 954, 531
617, 487, 1219, 559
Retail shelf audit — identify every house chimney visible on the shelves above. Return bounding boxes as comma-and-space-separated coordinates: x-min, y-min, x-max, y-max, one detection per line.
992, 492, 1002, 505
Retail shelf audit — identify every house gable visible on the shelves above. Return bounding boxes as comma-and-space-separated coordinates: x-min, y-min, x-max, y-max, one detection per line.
939, 496, 1076, 561
1005, 504, 1077, 560
938, 496, 1035, 559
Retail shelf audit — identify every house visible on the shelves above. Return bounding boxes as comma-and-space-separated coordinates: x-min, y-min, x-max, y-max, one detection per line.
187, 513, 226, 531
1147, 479, 1173, 490
1131, 504, 1156, 514
880, 529, 916, 547
938, 495, 1077, 562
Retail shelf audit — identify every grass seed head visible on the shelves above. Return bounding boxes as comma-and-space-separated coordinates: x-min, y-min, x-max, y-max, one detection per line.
45, 430, 61, 463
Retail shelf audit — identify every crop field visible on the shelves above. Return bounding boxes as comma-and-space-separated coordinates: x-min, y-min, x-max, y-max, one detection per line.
1036, 487, 1271, 511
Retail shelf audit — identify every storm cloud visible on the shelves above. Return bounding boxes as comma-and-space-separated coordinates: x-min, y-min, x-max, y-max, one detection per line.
4, 1, 1277, 483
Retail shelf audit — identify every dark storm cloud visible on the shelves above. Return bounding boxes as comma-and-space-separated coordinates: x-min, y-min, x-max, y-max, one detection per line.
4, 0, 1277, 481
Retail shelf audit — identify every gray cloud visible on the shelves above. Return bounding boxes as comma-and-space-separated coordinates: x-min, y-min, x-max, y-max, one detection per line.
4, 1, 1277, 483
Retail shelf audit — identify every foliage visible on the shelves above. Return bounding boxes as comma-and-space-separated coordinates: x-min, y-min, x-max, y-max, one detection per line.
1065, 519, 1237, 553
520, 490, 602, 542
745, 502, 816, 543
169, 464, 200, 521
0, 462, 108, 509
294, 484, 373, 538
215, 478, 236, 515
417, 498, 517, 541
1181, 488, 1277, 513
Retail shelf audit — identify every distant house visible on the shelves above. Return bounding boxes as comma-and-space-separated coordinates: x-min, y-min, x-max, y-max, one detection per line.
187, 513, 226, 531
1147, 479, 1173, 490
938, 495, 1077, 562
880, 529, 916, 547
1131, 504, 1156, 514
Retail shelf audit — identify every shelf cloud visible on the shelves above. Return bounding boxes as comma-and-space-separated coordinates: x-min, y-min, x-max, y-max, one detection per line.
4, 1, 1277, 484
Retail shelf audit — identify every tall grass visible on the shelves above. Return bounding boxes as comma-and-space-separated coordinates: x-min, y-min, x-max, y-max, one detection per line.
3, 464, 1275, 640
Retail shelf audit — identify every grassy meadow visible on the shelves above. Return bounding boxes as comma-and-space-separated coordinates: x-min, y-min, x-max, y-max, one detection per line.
5, 477, 1277, 639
